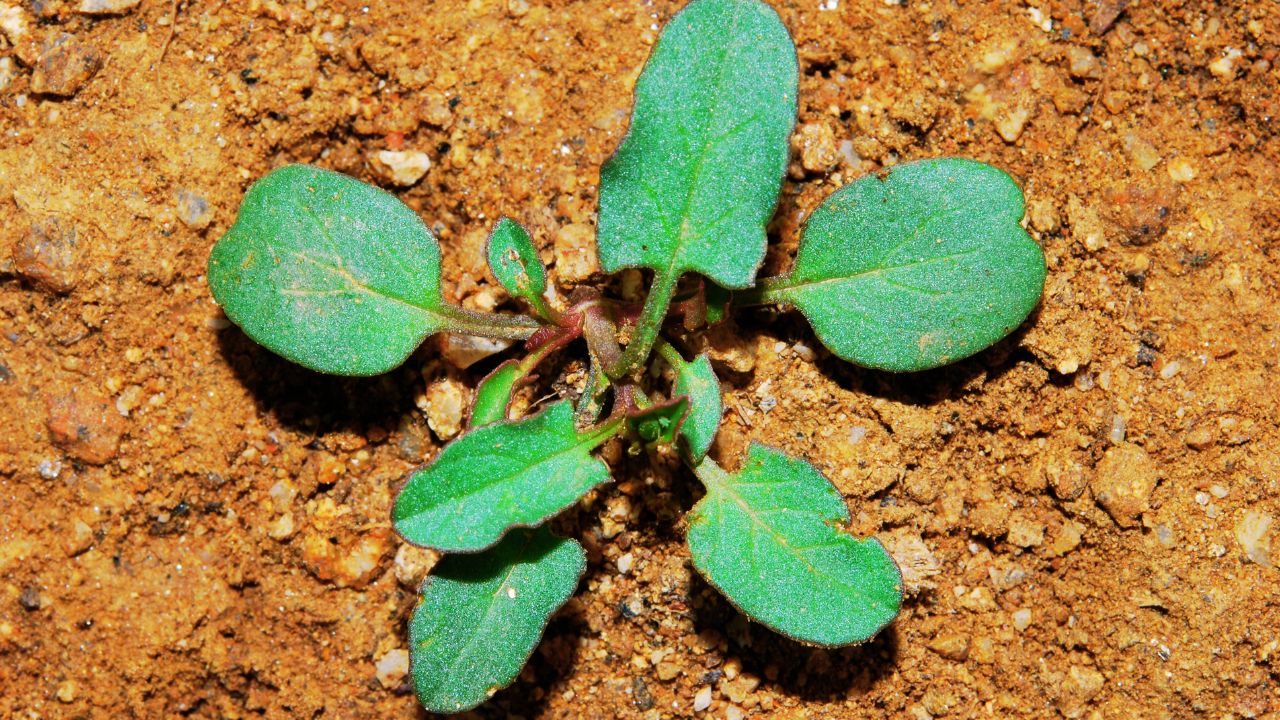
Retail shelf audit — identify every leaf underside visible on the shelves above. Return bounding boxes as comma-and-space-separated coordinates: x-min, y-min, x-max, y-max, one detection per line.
596, 0, 798, 289
669, 352, 721, 462
773, 158, 1046, 372
393, 401, 613, 552
410, 527, 585, 713
688, 444, 902, 646
207, 164, 450, 376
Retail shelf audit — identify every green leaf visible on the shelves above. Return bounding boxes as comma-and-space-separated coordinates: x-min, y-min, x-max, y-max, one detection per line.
627, 396, 690, 446
763, 158, 1046, 372
596, 0, 798, 290
208, 164, 453, 375
394, 401, 619, 552
664, 349, 721, 462
409, 526, 585, 713
487, 218, 548, 308
470, 359, 522, 426
704, 281, 732, 326
688, 445, 902, 646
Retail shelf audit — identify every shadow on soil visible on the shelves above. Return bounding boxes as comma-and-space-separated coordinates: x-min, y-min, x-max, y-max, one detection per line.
688, 571, 901, 703
739, 303, 1042, 408
217, 327, 421, 438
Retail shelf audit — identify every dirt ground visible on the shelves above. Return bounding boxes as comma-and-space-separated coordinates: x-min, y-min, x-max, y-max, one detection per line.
1, 0, 1278, 717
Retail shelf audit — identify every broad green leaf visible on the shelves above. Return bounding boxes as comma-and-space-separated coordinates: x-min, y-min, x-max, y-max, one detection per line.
208, 164, 451, 376
394, 401, 619, 552
487, 218, 547, 307
668, 351, 721, 462
627, 396, 690, 446
596, 0, 798, 290
764, 158, 1046, 372
410, 527, 585, 713
470, 359, 522, 426
688, 445, 902, 646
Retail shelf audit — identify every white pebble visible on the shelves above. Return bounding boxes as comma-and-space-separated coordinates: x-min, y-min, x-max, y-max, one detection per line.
1108, 414, 1127, 444
375, 648, 410, 689
616, 552, 634, 575
693, 685, 713, 712
1012, 608, 1032, 631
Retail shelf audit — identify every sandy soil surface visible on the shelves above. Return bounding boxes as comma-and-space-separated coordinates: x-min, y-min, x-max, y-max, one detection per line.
1, 0, 1277, 717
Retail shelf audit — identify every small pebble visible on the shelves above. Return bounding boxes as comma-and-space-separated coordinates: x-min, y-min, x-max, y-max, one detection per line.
552, 223, 600, 285
616, 552, 634, 575
393, 543, 437, 588
1056, 665, 1104, 719
1235, 510, 1274, 568
793, 123, 839, 174
13, 217, 79, 294
693, 685, 712, 712
31, 33, 102, 97
420, 377, 468, 440
56, 680, 77, 703
927, 632, 970, 661
268, 513, 296, 541
370, 149, 431, 186
66, 520, 94, 556
1167, 157, 1197, 182
1091, 442, 1158, 528
175, 190, 213, 229
995, 105, 1030, 143
1012, 608, 1033, 631
46, 388, 126, 465
76, 0, 142, 14
375, 648, 410, 689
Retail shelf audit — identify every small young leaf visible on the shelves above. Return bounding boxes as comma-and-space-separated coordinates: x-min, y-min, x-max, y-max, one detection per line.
665, 350, 721, 462
470, 359, 522, 426
764, 158, 1046, 372
688, 445, 902, 646
208, 164, 452, 376
487, 218, 548, 308
394, 401, 619, 552
627, 396, 690, 446
596, 0, 798, 290
410, 526, 585, 713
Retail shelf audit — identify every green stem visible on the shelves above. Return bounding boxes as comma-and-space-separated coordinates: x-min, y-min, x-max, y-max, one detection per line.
731, 275, 791, 308
655, 337, 685, 368
437, 305, 542, 341
689, 453, 728, 486
575, 354, 610, 427
606, 270, 678, 379
582, 413, 626, 449
527, 293, 558, 325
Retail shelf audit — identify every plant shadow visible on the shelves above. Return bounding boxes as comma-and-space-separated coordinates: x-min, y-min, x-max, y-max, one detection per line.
687, 571, 901, 704
217, 326, 423, 439
737, 303, 1043, 409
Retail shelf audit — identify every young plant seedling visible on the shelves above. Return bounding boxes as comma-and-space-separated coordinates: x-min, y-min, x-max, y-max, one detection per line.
207, 0, 1046, 712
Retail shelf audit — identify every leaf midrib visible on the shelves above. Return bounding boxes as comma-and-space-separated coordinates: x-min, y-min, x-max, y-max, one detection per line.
776, 247, 985, 296
700, 472, 895, 614
656, 0, 746, 279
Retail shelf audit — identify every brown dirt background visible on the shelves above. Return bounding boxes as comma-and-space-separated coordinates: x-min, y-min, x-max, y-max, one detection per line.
2, 0, 1278, 717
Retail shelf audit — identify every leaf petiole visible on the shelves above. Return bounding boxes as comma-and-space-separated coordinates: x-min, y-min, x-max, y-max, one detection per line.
725, 276, 785, 308
605, 269, 679, 379
434, 304, 543, 342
